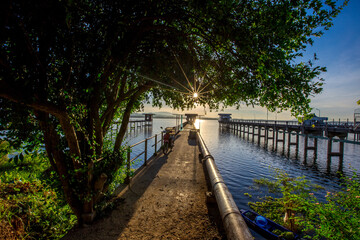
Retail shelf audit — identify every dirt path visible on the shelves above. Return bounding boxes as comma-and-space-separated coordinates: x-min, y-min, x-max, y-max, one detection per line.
63, 125, 224, 240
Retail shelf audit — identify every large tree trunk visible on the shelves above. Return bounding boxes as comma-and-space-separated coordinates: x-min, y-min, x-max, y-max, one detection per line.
37, 113, 84, 221
36, 111, 104, 224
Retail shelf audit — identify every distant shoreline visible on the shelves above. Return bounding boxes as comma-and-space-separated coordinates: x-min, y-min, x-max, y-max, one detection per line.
130, 115, 218, 120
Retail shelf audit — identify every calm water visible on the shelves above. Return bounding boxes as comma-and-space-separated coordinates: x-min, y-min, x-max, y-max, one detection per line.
123, 118, 360, 239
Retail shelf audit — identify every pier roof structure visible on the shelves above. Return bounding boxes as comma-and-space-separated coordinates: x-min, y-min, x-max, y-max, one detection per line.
185, 113, 198, 124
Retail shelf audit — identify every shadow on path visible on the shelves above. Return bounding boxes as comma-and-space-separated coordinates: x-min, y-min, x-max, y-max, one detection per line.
63, 153, 169, 240
63, 126, 222, 240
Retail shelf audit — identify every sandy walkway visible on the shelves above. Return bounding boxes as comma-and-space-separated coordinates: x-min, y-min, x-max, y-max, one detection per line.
63, 125, 224, 240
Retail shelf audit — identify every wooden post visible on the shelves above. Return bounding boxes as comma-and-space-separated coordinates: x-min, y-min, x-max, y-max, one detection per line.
339, 139, 344, 172
295, 133, 299, 157
257, 127, 261, 145
265, 128, 268, 147
287, 131, 291, 154
339, 139, 344, 163
282, 130, 286, 150
247, 125, 250, 140
304, 135, 308, 160
327, 138, 332, 157
252, 126, 255, 143
314, 138, 318, 158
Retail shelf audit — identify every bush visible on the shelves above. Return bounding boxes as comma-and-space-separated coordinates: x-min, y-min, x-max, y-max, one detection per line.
0, 180, 76, 239
247, 169, 360, 240
0, 148, 76, 239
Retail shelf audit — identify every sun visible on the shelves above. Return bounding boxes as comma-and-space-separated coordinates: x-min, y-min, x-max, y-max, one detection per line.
170, 54, 214, 104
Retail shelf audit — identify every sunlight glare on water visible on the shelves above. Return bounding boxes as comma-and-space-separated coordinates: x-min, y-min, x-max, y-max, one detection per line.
194, 119, 201, 129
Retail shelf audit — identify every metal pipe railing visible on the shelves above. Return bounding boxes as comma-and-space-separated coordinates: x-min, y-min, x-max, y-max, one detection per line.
197, 132, 253, 240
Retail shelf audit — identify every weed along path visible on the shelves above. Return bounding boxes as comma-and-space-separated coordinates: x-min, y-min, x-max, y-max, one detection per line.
63, 125, 223, 240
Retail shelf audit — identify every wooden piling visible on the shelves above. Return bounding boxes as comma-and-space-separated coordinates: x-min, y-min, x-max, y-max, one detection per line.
252, 126, 255, 143
287, 131, 299, 156
304, 135, 318, 160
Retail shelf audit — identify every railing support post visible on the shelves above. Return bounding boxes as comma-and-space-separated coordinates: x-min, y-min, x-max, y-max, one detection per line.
125, 148, 131, 184
144, 138, 148, 166
155, 134, 157, 155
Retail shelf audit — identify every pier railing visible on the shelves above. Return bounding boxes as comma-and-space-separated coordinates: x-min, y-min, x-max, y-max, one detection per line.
196, 131, 253, 240
124, 123, 184, 183
231, 119, 299, 125
229, 118, 358, 128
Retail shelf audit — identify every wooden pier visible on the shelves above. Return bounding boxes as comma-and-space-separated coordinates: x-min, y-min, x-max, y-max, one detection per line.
219, 119, 360, 170
63, 124, 230, 239
128, 113, 154, 129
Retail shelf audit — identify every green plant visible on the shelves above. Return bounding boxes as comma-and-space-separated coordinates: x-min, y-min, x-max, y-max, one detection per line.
248, 170, 360, 240
0, 140, 11, 164
0, 149, 76, 239
0, 180, 76, 239
300, 172, 360, 240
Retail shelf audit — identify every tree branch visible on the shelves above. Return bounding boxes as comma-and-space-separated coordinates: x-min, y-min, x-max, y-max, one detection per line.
0, 79, 82, 167
114, 84, 152, 151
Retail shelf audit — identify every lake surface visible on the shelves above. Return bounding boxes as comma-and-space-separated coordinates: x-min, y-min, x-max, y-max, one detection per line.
123, 118, 360, 239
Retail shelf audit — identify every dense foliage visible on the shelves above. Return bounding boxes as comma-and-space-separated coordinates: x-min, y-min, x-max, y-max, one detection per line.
0, 0, 348, 223
0, 142, 76, 239
248, 170, 360, 240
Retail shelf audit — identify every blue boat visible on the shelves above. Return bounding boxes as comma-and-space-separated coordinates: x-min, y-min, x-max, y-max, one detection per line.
240, 209, 299, 240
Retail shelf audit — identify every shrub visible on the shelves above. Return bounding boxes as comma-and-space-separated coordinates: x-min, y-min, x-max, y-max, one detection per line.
247, 169, 360, 240
0, 149, 76, 239
0, 180, 76, 239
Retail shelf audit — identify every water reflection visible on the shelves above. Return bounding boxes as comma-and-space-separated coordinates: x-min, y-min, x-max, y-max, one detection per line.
194, 119, 201, 130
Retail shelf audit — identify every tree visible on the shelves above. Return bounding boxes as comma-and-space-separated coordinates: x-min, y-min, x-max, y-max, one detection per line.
0, 0, 348, 223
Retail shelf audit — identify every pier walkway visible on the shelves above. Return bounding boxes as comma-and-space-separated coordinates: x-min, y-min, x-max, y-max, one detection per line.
64, 124, 223, 240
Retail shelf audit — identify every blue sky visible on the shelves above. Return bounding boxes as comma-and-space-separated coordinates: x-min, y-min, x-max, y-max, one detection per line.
144, 1, 360, 120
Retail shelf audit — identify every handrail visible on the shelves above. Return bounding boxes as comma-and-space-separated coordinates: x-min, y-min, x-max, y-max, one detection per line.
130, 139, 146, 148
130, 151, 145, 163
124, 132, 162, 183
124, 122, 187, 183
196, 132, 253, 240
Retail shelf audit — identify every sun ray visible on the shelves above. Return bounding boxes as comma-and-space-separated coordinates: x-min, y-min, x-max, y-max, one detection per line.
123, 68, 182, 91
160, 87, 191, 95
195, 72, 205, 93
198, 80, 213, 94
194, 74, 197, 93
196, 95, 206, 102
197, 90, 213, 95
174, 54, 194, 91
170, 77, 193, 93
